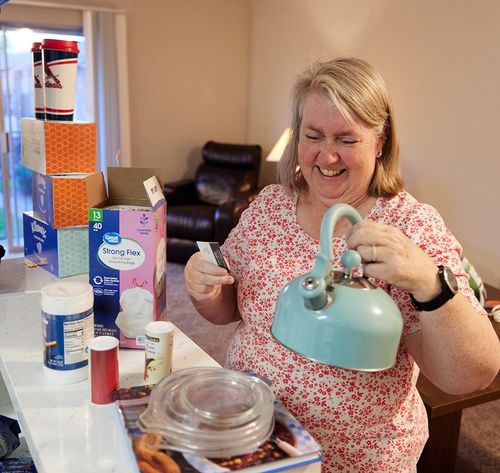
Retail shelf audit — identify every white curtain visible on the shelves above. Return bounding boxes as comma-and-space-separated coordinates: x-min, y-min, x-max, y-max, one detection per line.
84, 11, 130, 173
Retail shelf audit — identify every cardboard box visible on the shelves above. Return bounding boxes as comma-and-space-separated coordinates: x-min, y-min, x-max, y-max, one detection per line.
21, 118, 97, 175
23, 212, 88, 278
32, 172, 107, 228
89, 168, 167, 349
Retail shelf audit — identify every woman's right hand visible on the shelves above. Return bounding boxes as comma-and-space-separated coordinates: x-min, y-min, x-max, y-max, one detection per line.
184, 252, 234, 303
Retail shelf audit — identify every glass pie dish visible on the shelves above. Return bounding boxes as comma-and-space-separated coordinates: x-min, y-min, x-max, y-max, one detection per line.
137, 367, 275, 458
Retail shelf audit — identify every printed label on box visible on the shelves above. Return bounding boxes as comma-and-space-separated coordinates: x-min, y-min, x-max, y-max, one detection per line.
143, 175, 165, 210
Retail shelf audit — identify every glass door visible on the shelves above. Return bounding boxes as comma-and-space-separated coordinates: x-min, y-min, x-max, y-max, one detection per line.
0, 26, 87, 255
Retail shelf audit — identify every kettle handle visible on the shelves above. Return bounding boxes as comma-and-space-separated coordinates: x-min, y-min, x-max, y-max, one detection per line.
320, 204, 362, 259
309, 204, 363, 282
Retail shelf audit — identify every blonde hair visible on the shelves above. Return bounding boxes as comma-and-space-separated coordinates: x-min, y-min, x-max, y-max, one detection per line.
277, 57, 405, 197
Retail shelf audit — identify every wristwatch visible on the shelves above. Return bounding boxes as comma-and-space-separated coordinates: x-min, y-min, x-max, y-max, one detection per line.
410, 265, 458, 311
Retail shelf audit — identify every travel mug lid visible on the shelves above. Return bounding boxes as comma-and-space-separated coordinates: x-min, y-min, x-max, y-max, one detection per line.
31, 42, 42, 52
41, 39, 79, 53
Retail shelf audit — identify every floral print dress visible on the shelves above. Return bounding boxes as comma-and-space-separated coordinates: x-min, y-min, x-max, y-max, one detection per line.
221, 185, 484, 473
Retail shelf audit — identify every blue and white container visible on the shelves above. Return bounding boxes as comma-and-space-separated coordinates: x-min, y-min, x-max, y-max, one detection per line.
31, 42, 44, 119
41, 281, 94, 384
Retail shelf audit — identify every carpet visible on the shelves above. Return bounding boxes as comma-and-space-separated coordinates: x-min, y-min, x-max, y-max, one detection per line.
457, 400, 500, 473
165, 263, 499, 472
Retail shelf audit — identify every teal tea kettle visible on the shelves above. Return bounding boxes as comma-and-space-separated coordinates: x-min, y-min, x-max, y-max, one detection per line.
271, 203, 403, 371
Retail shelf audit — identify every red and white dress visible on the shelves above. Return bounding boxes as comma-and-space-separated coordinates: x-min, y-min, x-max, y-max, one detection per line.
222, 185, 484, 473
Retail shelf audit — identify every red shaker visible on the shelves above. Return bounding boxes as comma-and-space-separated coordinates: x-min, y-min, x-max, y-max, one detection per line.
89, 336, 119, 404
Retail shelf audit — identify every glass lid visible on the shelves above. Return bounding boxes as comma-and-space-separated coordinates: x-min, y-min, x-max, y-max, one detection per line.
138, 367, 275, 457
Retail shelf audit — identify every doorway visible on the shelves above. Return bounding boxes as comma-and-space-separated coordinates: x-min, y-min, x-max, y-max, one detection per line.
0, 26, 87, 256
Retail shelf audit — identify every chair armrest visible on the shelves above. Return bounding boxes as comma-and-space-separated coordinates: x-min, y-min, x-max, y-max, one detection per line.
164, 179, 198, 206
213, 203, 242, 244
213, 189, 260, 243
233, 188, 260, 203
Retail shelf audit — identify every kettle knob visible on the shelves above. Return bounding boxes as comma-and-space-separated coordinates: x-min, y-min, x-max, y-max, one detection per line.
341, 250, 362, 278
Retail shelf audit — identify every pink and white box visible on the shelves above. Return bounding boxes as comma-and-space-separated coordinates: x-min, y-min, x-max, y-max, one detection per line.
89, 168, 167, 349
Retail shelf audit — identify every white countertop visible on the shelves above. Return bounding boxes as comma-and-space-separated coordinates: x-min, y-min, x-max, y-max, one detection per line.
0, 259, 218, 473
0, 259, 320, 473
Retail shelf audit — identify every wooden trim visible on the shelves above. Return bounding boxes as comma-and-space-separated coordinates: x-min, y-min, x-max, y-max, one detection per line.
115, 13, 131, 167
11, 0, 124, 14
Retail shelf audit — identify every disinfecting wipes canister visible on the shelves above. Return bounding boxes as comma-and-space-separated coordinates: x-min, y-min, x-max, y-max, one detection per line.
41, 281, 94, 384
144, 321, 174, 384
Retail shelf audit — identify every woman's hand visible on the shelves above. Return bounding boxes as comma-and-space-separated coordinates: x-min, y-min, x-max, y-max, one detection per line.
347, 224, 500, 395
346, 221, 440, 301
346, 222, 500, 394
184, 252, 234, 303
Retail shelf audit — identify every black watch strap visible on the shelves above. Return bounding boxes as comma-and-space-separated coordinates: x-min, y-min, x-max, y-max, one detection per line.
410, 265, 458, 311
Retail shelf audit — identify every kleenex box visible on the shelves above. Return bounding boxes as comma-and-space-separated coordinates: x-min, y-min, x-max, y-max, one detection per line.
88, 168, 167, 349
23, 212, 88, 278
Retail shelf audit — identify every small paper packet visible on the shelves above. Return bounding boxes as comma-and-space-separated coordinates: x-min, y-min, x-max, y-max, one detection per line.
196, 241, 230, 272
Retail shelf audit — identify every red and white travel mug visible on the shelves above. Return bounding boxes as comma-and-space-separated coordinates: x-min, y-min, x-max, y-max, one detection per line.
89, 336, 119, 405
31, 42, 44, 119
41, 38, 79, 121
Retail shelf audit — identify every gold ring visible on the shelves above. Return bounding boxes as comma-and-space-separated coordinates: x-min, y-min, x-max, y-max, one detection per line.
371, 245, 378, 262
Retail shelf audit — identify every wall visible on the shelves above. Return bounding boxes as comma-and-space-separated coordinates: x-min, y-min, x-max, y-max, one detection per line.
120, 0, 251, 182
6, 0, 500, 285
248, 0, 500, 286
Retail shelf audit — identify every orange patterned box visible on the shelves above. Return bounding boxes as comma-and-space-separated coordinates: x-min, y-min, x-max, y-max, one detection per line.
32, 172, 107, 228
21, 118, 97, 175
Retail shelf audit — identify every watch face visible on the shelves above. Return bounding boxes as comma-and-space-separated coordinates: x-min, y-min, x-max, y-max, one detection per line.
443, 266, 459, 294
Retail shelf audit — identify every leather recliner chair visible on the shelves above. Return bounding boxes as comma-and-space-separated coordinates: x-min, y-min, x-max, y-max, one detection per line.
164, 141, 262, 264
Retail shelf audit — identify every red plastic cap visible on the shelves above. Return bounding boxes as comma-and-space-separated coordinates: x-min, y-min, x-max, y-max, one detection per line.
41, 39, 79, 54
31, 42, 42, 52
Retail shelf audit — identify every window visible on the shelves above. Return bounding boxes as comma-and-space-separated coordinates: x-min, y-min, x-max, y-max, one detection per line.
0, 27, 87, 253
0, 3, 129, 257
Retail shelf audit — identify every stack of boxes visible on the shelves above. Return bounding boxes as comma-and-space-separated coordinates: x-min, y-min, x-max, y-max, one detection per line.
21, 38, 167, 350
21, 119, 106, 277
20, 122, 167, 349
21, 38, 104, 278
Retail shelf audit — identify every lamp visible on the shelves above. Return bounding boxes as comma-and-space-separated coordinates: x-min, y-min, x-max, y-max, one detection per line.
271, 203, 403, 371
266, 128, 291, 162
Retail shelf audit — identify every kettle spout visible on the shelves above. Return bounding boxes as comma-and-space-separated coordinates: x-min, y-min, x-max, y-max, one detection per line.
300, 275, 329, 310
299, 252, 333, 311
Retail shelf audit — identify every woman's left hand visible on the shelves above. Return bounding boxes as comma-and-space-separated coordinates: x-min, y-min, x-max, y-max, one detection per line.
346, 221, 439, 300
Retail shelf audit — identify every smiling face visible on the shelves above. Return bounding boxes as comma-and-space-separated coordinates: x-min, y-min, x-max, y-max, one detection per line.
298, 90, 384, 213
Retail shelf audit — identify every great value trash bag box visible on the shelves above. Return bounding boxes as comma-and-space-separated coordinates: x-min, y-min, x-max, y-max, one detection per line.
88, 168, 167, 349
23, 212, 88, 278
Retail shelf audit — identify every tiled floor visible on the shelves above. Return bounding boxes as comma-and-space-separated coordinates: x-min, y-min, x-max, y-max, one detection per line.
0, 373, 32, 459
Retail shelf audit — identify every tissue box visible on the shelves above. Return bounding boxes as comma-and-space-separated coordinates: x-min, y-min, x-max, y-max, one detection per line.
23, 212, 88, 278
21, 118, 97, 175
32, 172, 106, 228
89, 168, 167, 349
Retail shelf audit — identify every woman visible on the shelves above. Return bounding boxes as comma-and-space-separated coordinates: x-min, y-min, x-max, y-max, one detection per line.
184, 57, 500, 473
